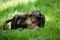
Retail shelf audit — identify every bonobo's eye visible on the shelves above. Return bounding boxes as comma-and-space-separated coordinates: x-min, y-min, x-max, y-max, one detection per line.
31, 15, 37, 19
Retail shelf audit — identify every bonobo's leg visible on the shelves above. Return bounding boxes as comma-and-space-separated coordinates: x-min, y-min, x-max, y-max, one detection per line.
3, 18, 12, 30
3, 14, 21, 30
11, 14, 21, 29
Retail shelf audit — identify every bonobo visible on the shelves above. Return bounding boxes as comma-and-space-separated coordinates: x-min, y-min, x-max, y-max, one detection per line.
3, 14, 27, 30
2, 11, 45, 30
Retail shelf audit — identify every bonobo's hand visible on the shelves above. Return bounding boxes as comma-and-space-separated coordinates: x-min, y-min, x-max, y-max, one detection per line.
33, 26, 40, 30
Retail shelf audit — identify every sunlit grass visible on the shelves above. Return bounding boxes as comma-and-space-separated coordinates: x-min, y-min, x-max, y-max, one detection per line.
0, 0, 36, 11
45, 16, 55, 22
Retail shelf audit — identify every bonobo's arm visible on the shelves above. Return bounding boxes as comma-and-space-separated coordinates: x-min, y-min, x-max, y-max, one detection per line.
3, 18, 12, 30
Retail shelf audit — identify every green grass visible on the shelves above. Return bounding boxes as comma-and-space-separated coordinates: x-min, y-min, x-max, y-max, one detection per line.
0, 0, 60, 40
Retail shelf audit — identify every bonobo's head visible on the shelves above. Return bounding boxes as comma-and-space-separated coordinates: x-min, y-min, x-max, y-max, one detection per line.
31, 10, 45, 27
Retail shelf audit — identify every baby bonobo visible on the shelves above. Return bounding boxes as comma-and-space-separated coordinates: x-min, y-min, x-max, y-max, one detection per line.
2, 11, 45, 30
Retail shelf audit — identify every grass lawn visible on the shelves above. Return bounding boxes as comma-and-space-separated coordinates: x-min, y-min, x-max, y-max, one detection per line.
0, 0, 60, 40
